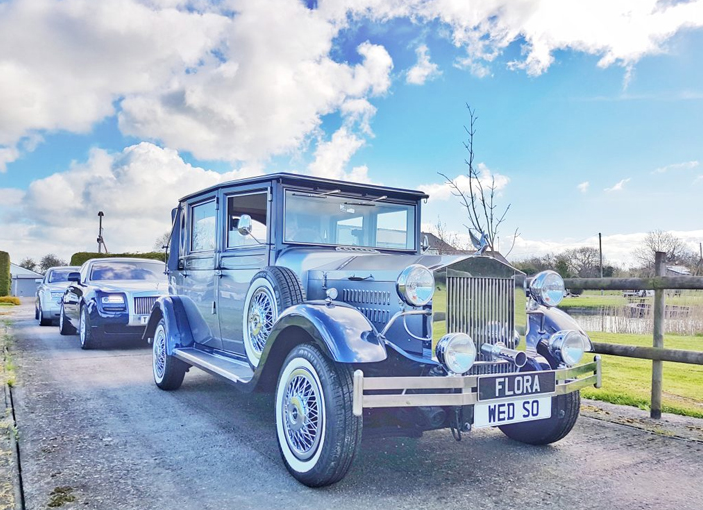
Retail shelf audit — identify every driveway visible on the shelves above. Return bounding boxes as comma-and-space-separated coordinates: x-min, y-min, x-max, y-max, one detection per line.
6, 302, 703, 509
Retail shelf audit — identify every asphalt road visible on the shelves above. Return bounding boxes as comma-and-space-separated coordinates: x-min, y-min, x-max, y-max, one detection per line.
8, 302, 703, 510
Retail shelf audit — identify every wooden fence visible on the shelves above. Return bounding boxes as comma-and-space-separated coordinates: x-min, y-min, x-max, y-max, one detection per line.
563, 251, 703, 419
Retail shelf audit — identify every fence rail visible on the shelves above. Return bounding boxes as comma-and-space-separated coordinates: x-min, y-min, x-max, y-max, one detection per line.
562, 251, 703, 419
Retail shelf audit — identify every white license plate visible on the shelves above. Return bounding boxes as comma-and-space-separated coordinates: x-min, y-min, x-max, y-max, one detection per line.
473, 396, 552, 428
139, 316, 149, 325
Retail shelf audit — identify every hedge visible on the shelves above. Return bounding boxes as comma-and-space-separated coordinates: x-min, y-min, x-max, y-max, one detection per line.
70, 252, 167, 266
0, 296, 20, 305
0, 251, 10, 297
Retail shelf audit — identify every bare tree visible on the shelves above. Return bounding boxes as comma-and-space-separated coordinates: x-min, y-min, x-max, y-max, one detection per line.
563, 247, 600, 278
439, 104, 519, 256
429, 218, 462, 254
632, 230, 693, 274
153, 231, 171, 251
39, 254, 67, 273
19, 257, 38, 272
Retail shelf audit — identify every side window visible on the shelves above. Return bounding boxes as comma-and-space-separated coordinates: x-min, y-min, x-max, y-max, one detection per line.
227, 192, 268, 248
191, 200, 217, 252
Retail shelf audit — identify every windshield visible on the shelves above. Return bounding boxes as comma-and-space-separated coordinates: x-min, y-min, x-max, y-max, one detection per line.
89, 261, 166, 282
47, 269, 75, 283
284, 190, 416, 250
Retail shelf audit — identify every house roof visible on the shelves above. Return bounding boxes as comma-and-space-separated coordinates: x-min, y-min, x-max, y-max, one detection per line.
10, 263, 42, 278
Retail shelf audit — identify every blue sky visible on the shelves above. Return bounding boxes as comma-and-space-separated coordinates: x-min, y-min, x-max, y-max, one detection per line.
1, 0, 702, 265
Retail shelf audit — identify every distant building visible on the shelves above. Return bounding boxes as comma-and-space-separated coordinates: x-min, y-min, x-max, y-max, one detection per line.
666, 265, 691, 276
10, 263, 42, 297
421, 232, 466, 255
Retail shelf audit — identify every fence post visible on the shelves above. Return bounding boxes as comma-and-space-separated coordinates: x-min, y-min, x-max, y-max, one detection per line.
651, 251, 666, 419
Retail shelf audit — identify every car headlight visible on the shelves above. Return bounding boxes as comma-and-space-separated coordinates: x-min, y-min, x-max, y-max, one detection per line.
436, 333, 477, 374
530, 270, 565, 307
101, 294, 125, 305
548, 330, 591, 366
50, 291, 63, 300
396, 264, 434, 306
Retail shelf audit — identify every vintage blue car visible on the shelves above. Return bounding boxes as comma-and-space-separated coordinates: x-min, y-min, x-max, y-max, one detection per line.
143, 173, 601, 487
35, 265, 80, 326
60, 257, 168, 349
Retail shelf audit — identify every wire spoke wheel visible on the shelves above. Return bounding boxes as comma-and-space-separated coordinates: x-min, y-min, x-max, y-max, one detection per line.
247, 288, 275, 355
153, 324, 167, 381
282, 368, 322, 460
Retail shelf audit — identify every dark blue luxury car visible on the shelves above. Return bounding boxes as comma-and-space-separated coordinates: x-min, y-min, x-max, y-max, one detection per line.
59, 258, 167, 349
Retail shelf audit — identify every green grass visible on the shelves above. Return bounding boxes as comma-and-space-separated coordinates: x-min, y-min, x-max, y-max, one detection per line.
582, 331, 703, 418
560, 290, 703, 309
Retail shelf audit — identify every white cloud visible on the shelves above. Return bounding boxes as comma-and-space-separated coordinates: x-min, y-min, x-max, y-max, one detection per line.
507, 230, 703, 268
652, 160, 700, 173
406, 44, 441, 85
420, 163, 510, 201
0, 0, 229, 147
2, 0, 702, 170
0, 143, 261, 262
577, 181, 589, 193
307, 127, 373, 183
604, 177, 631, 192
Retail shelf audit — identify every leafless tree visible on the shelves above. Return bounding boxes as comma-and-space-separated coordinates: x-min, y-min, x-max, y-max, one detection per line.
438, 104, 519, 256
429, 218, 462, 254
153, 231, 171, 251
39, 254, 67, 273
563, 247, 600, 278
19, 257, 38, 272
632, 230, 693, 274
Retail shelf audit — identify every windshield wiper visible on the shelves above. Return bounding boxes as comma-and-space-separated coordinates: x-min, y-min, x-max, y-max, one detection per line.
291, 189, 341, 198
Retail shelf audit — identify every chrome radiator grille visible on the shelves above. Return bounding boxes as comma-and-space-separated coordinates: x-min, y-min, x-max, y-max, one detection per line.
446, 275, 516, 375
134, 296, 158, 316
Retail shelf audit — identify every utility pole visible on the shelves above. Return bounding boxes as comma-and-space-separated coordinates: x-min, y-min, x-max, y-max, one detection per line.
599, 232, 603, 296
97, 211, 108, 254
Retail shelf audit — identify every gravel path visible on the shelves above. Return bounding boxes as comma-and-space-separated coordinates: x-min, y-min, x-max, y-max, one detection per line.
6, 302, 703, 510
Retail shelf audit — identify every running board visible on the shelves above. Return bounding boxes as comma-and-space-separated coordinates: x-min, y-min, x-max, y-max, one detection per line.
173, 347, 254, 384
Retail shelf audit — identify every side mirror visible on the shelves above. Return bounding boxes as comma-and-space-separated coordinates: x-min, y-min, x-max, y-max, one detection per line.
421, 234, 430, 252
237, 214, 253, 236
67, 272, 81, 283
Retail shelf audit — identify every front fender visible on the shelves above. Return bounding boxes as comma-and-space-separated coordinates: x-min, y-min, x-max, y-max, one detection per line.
526, 305, 591, 368
261, 302, 387, 364
142, 296, 195, 355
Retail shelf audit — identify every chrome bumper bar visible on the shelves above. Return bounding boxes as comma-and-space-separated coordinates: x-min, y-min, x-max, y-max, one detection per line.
352, 356, 601, 417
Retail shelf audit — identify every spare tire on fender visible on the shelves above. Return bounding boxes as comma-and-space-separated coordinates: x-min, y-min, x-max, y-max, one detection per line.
242, 266, 305, 368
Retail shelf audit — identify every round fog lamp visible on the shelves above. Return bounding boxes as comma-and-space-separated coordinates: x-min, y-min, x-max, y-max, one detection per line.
396, 264, 435, 306
548, 330, 590, 366
436, 333, 477, 374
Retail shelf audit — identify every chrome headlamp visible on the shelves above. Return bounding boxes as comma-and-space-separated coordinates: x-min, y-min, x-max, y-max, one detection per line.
548, 330, 592, 366
530, 270, 565, 307
436, 333, 477, 374
396, 264, 434, 306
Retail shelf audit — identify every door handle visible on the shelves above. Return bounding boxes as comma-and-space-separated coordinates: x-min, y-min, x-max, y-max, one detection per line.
215, 270, 223, 278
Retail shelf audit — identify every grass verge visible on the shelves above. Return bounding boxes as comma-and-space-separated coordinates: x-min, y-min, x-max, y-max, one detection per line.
582, 331, 703, 418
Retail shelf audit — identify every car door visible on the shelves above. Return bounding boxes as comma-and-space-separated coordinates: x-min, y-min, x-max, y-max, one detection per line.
218, 189, 271, 354
176, 194, 222, 349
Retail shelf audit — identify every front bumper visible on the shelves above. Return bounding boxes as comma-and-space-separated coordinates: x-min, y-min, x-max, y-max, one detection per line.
352, 356, 601, 417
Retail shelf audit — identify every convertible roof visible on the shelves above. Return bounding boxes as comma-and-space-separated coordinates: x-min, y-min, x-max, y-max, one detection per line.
179, 172, 430, 202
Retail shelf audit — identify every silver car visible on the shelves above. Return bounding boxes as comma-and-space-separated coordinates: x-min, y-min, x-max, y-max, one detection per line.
35, 266, 80, 326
